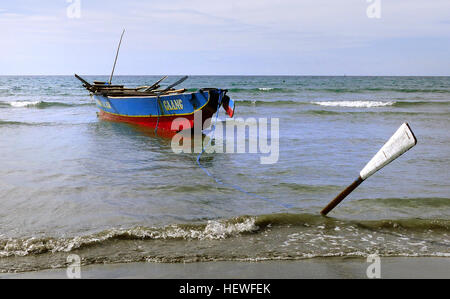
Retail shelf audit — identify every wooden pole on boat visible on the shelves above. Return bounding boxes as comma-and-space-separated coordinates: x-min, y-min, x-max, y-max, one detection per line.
109, 29, 125, 85
155, 76, 189, 95
74, 74, 92, 89
320, 123, 417, 216
143, 75, 169, 92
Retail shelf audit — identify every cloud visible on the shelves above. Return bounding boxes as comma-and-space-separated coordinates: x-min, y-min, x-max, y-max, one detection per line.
0, 0, 449, 75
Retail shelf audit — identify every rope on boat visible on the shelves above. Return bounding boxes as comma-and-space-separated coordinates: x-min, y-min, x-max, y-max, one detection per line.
196, 90, 292, 209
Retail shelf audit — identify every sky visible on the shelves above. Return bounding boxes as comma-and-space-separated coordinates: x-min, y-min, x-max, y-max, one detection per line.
0, 0, 449, 75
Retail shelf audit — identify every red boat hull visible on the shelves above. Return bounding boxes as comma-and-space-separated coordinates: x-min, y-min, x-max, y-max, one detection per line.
98, 106, 216, 138
93, 88, 226, 138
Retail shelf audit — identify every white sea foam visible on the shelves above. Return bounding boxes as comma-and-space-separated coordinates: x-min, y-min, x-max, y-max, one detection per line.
9, 101, 42, 108
0, 218, 259, 257
312, 101, 395, 108
258, 87, 274, 91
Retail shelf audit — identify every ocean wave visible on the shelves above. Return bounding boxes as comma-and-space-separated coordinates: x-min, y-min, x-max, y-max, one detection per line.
228, 87, 450, 94
1, 214, 448, 258
304, 88, 450, 93
353, 197, 450, 209
367, 88, 450, 93
277, 183, 340, 192
191, 87, 450, 94
0, 217, 259, 257
393, 100, 450, 107
253, 213, 450, 231
301, 110, 450, 116
0, 101, 94, 109
144, 252, 450, 264
311, 101, 395, 108
311, 100, 450, 108
185, 87, 290, 93
1, 213, 448, 273
237, 99, 450, 108
237, 100, 301, 106
229, 88, 293, 93
3, 99, 446, 110
8, 101, 43, 108
0, 120, 35, 126
0, 120, 59, 127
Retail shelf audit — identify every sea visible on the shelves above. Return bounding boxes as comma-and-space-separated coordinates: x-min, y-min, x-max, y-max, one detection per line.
0, 76, 449, 273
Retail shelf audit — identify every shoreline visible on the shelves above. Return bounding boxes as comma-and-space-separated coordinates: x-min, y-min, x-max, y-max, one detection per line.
1, 257, 449, 279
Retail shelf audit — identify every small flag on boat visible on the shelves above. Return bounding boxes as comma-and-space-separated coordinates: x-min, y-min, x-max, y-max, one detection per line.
223, 96, 235, 118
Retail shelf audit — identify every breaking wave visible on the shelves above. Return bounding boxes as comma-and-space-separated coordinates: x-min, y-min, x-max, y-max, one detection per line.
0, 101, 95, 108
311, 101, 395, 108
1, 214, 448, 258
237, 99, 450, 108
1, 213, 448, 273
0, 217, 259, 257
1, 98, 448, 110
8, 101, 43, 108
229, 87, 293, 93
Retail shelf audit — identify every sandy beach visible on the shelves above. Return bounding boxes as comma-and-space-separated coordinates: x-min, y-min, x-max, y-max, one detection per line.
1, 257, 449, 279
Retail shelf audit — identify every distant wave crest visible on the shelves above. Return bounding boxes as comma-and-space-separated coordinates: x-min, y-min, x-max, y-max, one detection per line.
304, 87, 450, 93
9, 101, 43, 108
0, 101, 94, 109
311, 101, 395, 108
237, 100, 301, 106
311, 100, 450, 108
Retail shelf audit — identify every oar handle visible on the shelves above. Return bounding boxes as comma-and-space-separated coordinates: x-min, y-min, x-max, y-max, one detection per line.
321, 176, 364, 216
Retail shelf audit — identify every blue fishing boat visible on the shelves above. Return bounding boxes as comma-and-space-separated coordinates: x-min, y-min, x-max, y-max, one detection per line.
75, 74, 235, 136
75, 30, 234, 136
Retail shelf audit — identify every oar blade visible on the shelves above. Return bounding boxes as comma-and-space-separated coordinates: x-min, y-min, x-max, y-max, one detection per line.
320, 122, 417, 216
360, 123, 417, 180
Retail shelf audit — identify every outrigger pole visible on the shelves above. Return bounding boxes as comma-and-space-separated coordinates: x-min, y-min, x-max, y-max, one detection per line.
109, 29, 125, 85
321, 123, 417, 216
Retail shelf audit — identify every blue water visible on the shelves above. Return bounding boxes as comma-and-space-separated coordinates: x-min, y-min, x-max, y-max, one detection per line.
0, 76, 449, 272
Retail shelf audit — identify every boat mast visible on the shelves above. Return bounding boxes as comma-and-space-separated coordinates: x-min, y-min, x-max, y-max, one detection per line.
109, 29, 125, 85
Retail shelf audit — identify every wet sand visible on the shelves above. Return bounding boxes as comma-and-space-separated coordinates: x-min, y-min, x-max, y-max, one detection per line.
1, 257, 449, 279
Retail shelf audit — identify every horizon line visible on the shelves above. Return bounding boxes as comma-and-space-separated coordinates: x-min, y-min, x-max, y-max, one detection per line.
1, 74, 449, 77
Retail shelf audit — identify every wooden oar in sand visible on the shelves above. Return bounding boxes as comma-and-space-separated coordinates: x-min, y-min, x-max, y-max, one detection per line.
321, 123, 417, 216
